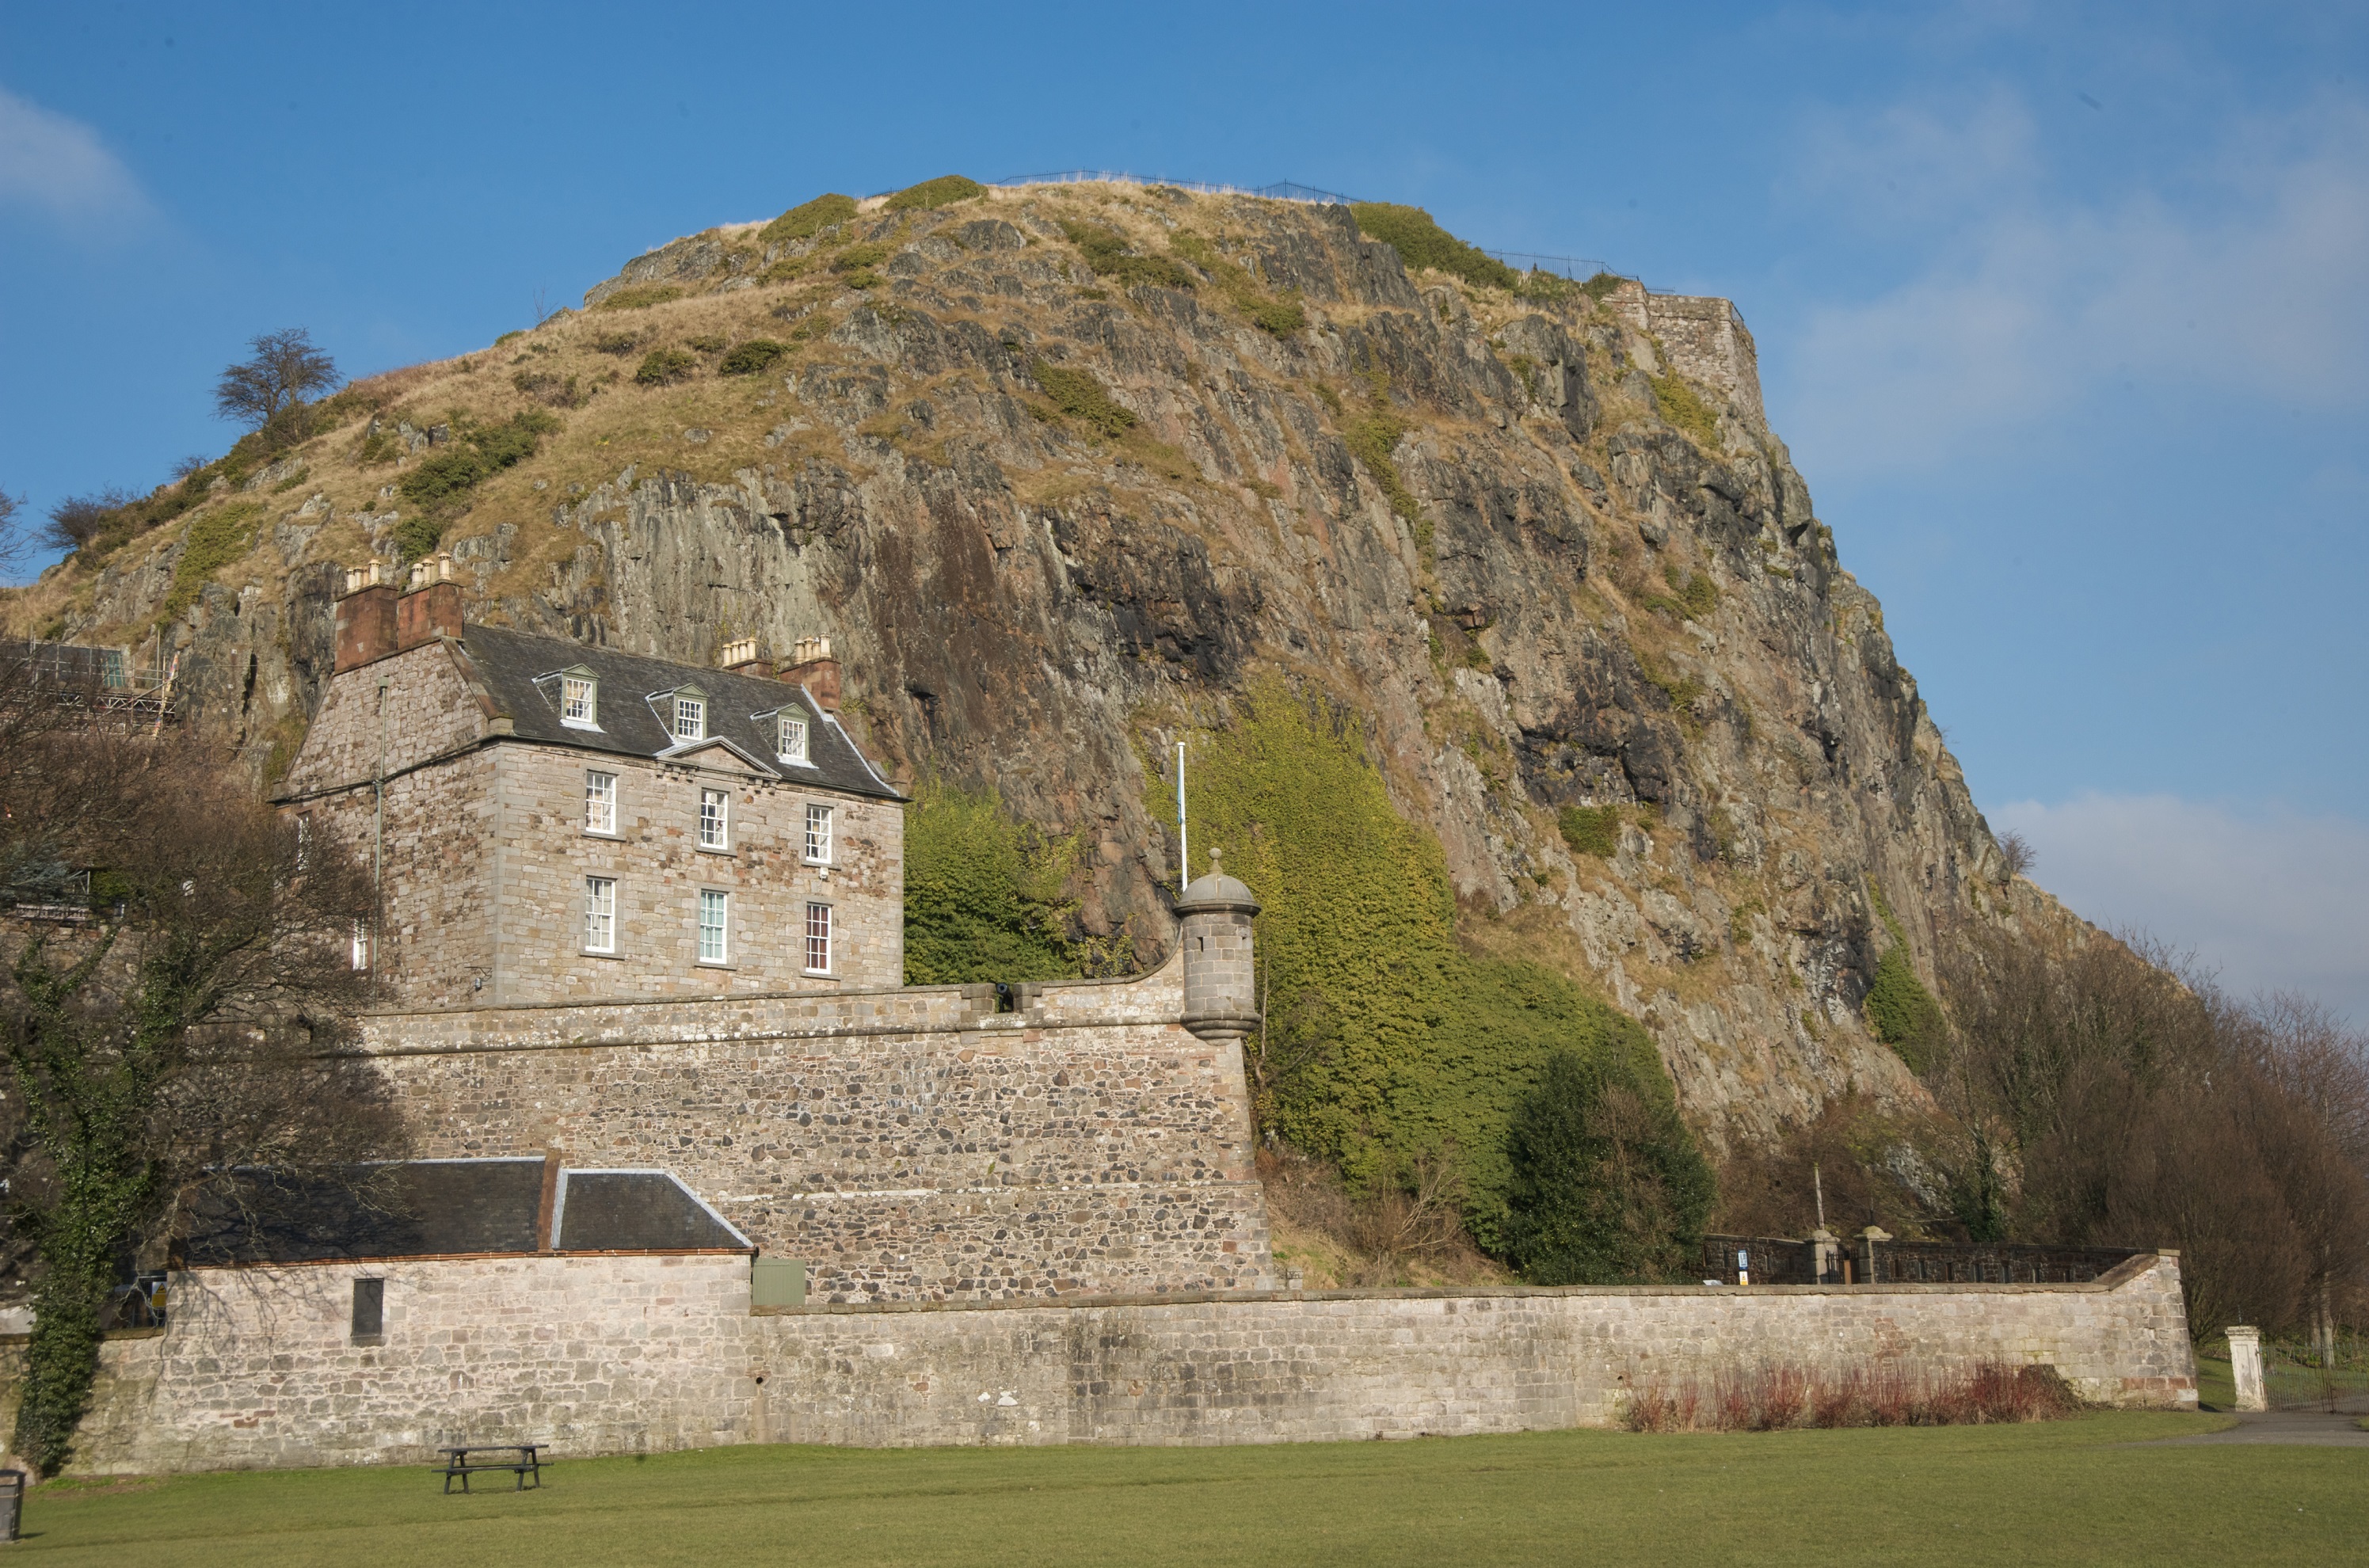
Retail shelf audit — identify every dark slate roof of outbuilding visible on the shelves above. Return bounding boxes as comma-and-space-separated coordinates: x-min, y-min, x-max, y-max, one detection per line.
554, 1170, 750, 1251
178, 1159, 752, 1264
452, 622, 902, 802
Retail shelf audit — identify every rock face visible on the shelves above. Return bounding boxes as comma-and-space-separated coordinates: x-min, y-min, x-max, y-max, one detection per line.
32, 184, 2080, 1141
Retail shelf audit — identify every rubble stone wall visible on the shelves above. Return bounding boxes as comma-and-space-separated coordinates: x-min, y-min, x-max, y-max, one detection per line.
17, 1253, 2194, 1473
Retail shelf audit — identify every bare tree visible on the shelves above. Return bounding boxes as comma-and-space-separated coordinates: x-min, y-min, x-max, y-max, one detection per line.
212, 328, 341, 442
1, 664, 402, 1474
1998, 830, 2036, 880
0, 490, 24, 575
37, 489, 137, 557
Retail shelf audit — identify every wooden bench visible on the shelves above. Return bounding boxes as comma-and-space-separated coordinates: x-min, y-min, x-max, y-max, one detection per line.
440, 1444, 543, 1493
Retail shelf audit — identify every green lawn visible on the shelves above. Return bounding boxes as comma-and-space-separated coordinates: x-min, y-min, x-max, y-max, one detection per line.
11, 1414, 2361, 1567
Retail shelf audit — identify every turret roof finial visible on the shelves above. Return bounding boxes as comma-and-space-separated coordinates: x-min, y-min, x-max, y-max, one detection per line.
1209, 847, 1223, 874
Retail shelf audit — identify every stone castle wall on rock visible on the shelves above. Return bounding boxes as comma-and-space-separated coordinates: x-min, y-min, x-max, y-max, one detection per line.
360, 953, 1276, 1303
19, 1253, 2196, 1473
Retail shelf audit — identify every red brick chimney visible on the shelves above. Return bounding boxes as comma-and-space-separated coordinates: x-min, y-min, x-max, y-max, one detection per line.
779, 634, 840, 712
335, 563, 397, 672
394, 554, 463, 652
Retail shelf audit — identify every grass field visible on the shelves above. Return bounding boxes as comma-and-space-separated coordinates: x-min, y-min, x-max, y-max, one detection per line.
9, 1413, 2363, 1566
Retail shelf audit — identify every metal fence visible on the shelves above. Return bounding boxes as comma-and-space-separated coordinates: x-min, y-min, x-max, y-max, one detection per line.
2261, 1334, 2369, 1412
1701, 1234, 2143, 1288
990, 170, 1362, 204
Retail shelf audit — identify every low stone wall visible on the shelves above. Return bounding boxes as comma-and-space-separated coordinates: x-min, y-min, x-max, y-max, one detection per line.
18, 1251, 2194, 1474
360, 949, 1272, 1302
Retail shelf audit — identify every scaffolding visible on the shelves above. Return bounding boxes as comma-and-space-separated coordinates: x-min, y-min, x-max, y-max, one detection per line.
3, 638, 182, 726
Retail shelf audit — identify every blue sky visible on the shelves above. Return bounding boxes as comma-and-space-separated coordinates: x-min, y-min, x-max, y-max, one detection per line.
4, 2, 2365, 1015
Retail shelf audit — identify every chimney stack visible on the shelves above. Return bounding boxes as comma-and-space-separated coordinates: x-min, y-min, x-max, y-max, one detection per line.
335, 561, 398, 672
718, 637, 767, 677
395, 553, 462, 652
778, 634, 840, 712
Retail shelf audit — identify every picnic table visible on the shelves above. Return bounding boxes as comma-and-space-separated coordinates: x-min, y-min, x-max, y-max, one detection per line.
440, 1444, 543, 1493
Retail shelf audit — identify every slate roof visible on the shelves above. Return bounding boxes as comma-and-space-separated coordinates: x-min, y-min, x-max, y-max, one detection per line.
180, 1159, 751, 1264
452, 623, 901, 802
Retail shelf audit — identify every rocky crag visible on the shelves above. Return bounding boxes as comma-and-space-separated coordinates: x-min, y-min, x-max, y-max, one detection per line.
14, 181, 2082, 1142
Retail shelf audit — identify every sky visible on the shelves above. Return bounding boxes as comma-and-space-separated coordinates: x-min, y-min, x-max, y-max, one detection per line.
3, 1, 2365, 1018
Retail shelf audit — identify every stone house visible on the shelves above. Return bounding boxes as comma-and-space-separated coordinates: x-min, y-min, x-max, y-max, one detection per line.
274, 562, 905, 1009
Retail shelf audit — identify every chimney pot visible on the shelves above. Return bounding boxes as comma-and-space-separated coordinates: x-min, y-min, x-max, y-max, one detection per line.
778, 634, 841, 712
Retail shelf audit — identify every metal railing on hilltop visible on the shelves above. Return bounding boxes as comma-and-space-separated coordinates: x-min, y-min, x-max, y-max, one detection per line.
989, 170, 1363, 204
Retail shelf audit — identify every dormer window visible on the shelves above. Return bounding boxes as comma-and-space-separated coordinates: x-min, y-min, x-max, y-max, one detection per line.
779, 710, 810, 765
561, 674, 598, 729
673, 693, 706, 741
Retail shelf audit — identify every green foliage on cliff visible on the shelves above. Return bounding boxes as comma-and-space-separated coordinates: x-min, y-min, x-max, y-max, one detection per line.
1340, 402, 1422, 535
886, 175, 985, 212
759, 192, 858, 246
394, 411, 561, 518
1059, 220, 1198, 291
719, 339, 788, 375
1651, 372, 1722, 450
1500, 1044, 1716, 1284
903, 781, 1129, 985
1864, 945, 1945, 1073
595, 284, 683, 312
634, 348, 699, 386
1558, 805, 1621, 858
1167, 232, 1304, 334
1031, 360, 1139, 437
1861, 878, 1946, 1072
1349, 203, 1520, 291
1182, 680, 1687, 1248
159, 502, 263, 621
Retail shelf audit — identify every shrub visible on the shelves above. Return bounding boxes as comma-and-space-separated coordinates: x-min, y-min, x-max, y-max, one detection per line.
493, 329, 525, 346
883, 174, 984, 212
1651, 372, 1722, 448
511, 370, 584, 409
1341, 403, 1420, 528
901, 780, 1128, 984
392, 515, 444, 564
394, 410, 559, 511
588, 330, 642, 356
1057, 220, 1198, 291
634, 348, 699, 386
160, 502, 263, 619
1581, 271, 1626, 301
1030, 360, 1138, 437
1558, 805, 1620, 858
1349, 203, 1520, 291
596, 284, 683, 312
1864, 943, 1945, 1071
1168, 230, 1302, 333
758, 192, 858, 246
1184, 679, 1672, 1245
719, 338, 789, 376
685, 333, 727, 353
1499, 1045, 1716, 1284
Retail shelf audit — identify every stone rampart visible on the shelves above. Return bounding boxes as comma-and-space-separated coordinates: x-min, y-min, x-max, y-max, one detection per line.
12, 1252, 2195, 1473
359, 950, 1273, 1302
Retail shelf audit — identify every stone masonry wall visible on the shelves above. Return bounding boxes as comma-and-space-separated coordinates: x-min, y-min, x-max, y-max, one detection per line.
485, 740, 902, 1001
21, 1252, 2195, 1473
360, 955, 1273, 1301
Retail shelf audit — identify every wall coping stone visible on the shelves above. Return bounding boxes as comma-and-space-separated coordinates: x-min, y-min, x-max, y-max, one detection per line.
751, 1251, 2170, 1314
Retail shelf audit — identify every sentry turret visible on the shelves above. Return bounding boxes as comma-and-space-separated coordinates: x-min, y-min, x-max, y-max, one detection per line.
1176, 847, 1260, 1043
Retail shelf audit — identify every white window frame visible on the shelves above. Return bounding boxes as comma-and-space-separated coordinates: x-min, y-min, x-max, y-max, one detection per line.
673, 694, 706, 741
585, 771, 618, 835
804, 802, 833, 866
350, 919, 371, 972
778, 710, 811, 766
561, 674, 599, 729
699, 788, 729, 851
804, 901, 832, 974
584, 876, 617, 953
698, 889, 729, 965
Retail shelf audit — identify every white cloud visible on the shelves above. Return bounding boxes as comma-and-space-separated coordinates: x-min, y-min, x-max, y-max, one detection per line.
1779, 93, 2369, 469
1990, 792, 2369, 1024
0, 86, 152, 231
